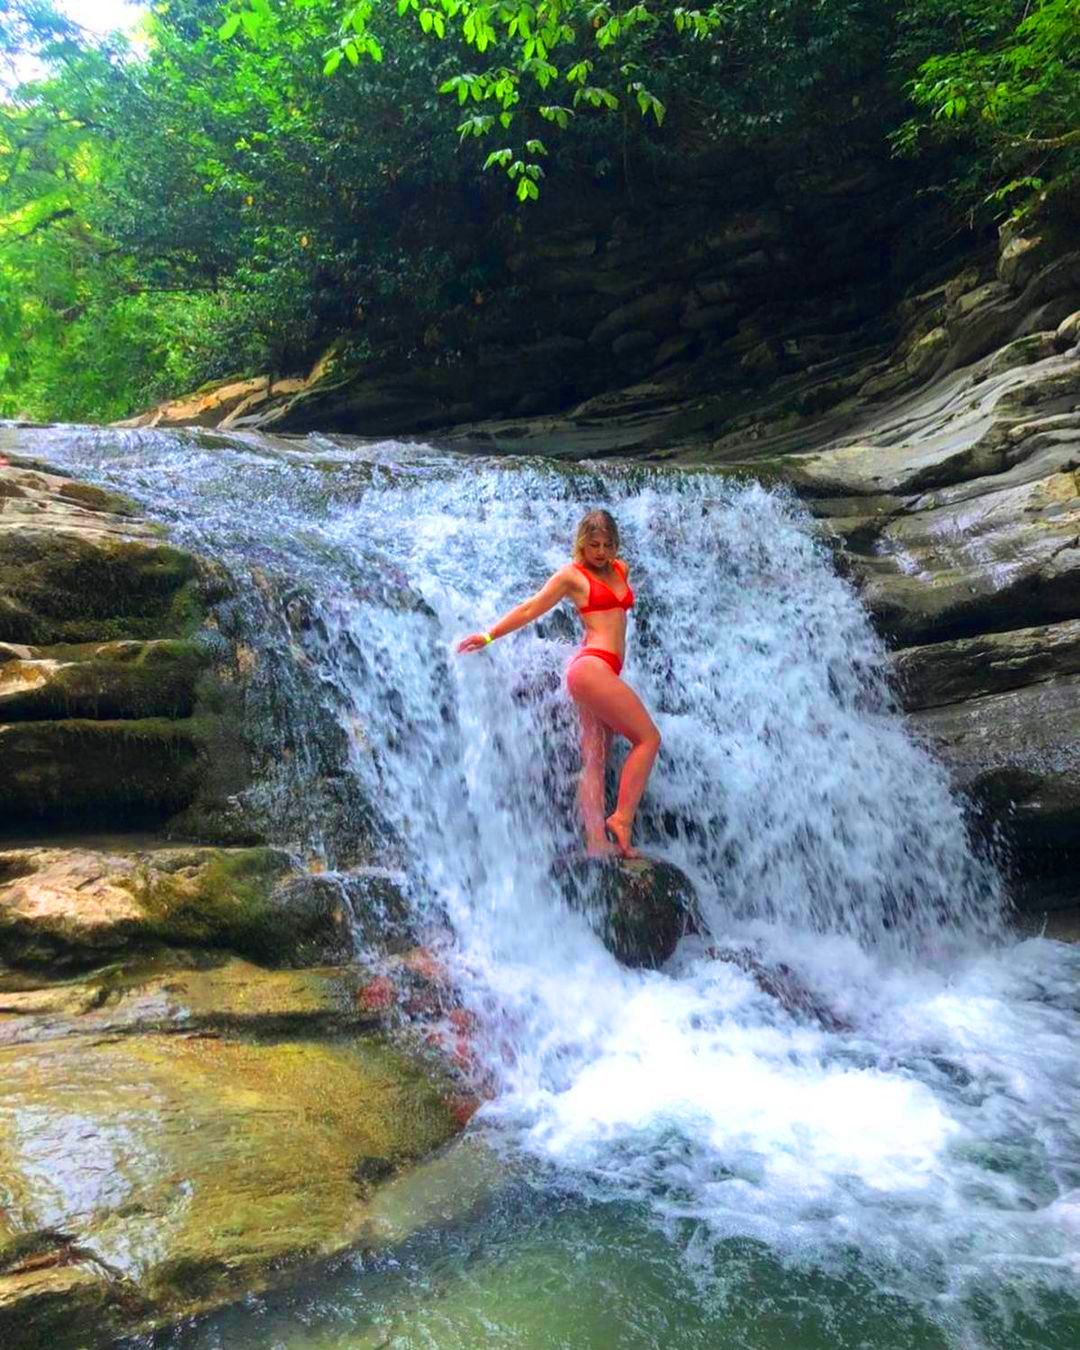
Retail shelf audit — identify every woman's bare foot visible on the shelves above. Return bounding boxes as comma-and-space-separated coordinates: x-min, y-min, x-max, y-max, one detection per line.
605, 812, 639, 858
585, 833, 620, 859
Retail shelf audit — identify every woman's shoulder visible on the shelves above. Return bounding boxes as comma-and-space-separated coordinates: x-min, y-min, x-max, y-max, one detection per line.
614, 558, 629, 578
554, 562, 587, 591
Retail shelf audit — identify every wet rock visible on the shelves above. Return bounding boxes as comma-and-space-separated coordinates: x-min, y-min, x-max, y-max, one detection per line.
552, 855, 700, 968
0, 1011, 457, 1347
0, 847, 362, 968
0, 639, 209, 721
893, 620, 1080, 710
909, 675, 1080, 854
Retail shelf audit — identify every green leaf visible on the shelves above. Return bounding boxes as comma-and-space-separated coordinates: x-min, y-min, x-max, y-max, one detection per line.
323, 49, 344, 75
218, 14, 242, 40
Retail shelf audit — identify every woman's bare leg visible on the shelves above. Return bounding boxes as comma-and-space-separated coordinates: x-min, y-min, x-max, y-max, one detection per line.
578, 707, 615, 856
567, 658, 661, 857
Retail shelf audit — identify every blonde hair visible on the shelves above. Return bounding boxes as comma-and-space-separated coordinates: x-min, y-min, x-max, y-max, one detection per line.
573, 509, 620, 562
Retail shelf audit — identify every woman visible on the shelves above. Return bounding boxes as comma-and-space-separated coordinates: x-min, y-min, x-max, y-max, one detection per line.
457, 509, 661, 857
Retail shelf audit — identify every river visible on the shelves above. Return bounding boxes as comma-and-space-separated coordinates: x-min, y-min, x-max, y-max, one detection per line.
32, 426, 1080, 1349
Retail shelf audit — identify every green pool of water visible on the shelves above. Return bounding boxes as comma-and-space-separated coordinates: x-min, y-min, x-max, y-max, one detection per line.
131, 1158, 1080, 1350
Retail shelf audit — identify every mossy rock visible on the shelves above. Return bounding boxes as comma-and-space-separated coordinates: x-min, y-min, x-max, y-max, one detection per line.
0, 639, 210, 721
131, 848, 357, 965
54, 480, 138, 516
0, 1024, 459, 1347
0, 718, 199, 825
0, 847, 388, 969
0, 532, 204, 645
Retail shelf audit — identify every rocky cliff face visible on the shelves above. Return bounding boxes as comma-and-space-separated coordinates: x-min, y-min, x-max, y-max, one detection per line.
120, 157, 955, 439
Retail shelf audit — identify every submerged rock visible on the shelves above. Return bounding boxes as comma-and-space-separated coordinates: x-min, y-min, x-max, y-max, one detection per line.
0, 955, 458, 1348
708, 947, 852, 1033
552, 854, 700, 968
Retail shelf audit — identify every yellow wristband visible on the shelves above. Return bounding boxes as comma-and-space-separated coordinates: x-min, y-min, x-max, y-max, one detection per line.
482, 632, 494, 646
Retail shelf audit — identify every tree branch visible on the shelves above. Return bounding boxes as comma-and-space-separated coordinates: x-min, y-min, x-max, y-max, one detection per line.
1004, 128, 1080, 152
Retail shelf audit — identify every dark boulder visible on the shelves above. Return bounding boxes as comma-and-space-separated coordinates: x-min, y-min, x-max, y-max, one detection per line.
552, 854, 700, 968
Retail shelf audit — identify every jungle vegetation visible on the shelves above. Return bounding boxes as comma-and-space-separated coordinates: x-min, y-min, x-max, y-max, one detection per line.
0, 0, 1076, 421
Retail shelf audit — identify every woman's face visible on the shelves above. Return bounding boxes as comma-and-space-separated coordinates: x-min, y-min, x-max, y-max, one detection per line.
582, 528, 615, 570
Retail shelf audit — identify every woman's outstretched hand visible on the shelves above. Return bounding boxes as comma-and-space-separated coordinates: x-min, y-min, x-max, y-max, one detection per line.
456, 632, 491, 654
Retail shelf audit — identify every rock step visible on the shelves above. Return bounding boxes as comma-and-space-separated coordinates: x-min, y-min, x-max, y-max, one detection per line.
0, 718, 200, 826
0, 639, 209, 721
0, 845, 412, 969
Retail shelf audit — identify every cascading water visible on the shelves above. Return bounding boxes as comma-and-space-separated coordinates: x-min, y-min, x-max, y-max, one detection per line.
31, 427, 1080, 1347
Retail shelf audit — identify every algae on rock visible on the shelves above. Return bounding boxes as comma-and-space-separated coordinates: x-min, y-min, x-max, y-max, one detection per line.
0, 846, 368, 968
0, 1012, 458, 1348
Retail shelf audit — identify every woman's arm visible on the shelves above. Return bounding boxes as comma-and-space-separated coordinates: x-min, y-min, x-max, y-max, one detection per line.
457, 567, 577, 653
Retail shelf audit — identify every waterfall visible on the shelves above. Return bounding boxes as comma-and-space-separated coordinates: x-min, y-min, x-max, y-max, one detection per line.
37, 426, 1080, 1333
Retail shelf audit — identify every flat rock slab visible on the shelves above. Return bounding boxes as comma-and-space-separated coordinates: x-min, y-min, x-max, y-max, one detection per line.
0, 1001, 458, 1347
893, 619, 1080, 710
0, 954, 368, 1047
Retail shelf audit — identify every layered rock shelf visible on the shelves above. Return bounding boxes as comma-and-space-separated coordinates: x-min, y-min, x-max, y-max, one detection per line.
0, 453, 244, 834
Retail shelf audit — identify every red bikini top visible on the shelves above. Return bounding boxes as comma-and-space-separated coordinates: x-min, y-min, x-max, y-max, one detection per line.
573, 560, 635, 615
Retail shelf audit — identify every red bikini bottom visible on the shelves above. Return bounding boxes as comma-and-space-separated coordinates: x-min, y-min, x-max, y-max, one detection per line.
567, 646, 623, 678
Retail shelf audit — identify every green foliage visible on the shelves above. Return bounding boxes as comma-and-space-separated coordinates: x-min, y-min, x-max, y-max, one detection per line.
895, 0, 1080, 216
219, 0, 894, 198
0, 0, 1075, 423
